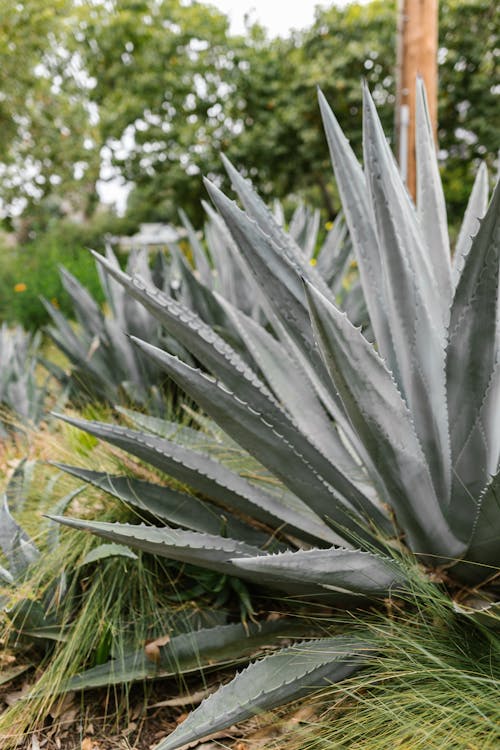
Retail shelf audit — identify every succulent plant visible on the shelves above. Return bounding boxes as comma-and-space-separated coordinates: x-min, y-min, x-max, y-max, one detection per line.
44, 191, 361, 416
0, 464, 78, 646
49, 79, 499, 750
0, 324, 55, 434
42, 248, 177, 413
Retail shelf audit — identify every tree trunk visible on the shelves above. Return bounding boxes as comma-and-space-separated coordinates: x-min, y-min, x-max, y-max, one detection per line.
395, 0, 438, 200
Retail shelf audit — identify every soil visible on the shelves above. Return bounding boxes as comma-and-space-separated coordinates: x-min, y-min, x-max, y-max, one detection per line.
0, 671, 311, 750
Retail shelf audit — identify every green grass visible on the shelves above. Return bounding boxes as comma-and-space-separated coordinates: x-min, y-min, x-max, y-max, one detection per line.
0, 408, 250, 746
280, 581, 500, 750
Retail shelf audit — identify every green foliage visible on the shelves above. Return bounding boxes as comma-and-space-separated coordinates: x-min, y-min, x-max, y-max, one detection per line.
291, 592, 500, 750
0, 214, 134, 330
0, 0, 497, 229
0, 0, 100, 219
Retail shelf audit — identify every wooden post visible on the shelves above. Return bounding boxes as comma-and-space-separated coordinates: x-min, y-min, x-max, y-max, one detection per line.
396, 0, 438, 199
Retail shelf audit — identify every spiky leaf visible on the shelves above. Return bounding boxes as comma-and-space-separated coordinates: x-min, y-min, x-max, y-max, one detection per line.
156, 636, 369, 750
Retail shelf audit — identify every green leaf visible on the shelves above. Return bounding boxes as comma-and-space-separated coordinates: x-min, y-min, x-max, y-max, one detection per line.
447, 180, 500, 539
52, 414, 336, 546
362, 84, 451, 508
62, 619, 308, 692
53, 463, 271, 547
207, 295, 369, 487
178, 207, 213, 288
130, 339, 387, 545
453, 162, 489, 288
318, 89, 398, 378
79, 543, 138, 566
156, 636, 369, 750
463, 469, 500, 572
232, 547, 407, 597
415, 77, 451, 299
0, 495, 39, 579
220, 154, 333, 300
47, 515, 264, 578
304, 281, 463, 562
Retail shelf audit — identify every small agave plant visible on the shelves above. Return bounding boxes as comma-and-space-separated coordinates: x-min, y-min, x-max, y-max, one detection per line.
50, 79, 499, 749
0, 325, 55, 435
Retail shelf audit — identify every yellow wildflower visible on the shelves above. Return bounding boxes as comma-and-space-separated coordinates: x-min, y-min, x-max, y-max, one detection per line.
309, 258, 317, 267
51, 297, 59, 308
325, 221, 334, 231
13, 282, 27, 293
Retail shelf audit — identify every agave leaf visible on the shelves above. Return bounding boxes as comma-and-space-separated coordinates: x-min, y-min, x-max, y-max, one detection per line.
178, 208, 213, 288
221, 154, 331, 298
5, 458, 36, 512
0, 663, 32, 686
289, 204, 320, 260
91, 250, 275, 402
232, 547, 407, 597
79, 543, 139, 567
0, 565, 14, 584
203, 203, 262, 317
463, 469, 500, 571
362, 84, 451, 507
42, 298, 89, 360
19, 625, 68, 643
453, 597, 500, 631
103, 317, 144, 391
318, 89, 397, 376
305, 281, 463, 561
156, 636, 369, 750
48, 515, 264, 577
96, 244, 126, 320
63, 620, 307, 691
0, 495, 39, 579
52, 463, 272, 547
131, 338, 390, 543
453, 162, 489, 288
202, 178, 367, 458
116, 406, 232, 451
447, 180, 500, 537
53, 414, 337, 546
215, 293, 364, 478
59, 267, 106, 340
43, 299, 117, 400
48, 516, 321, 596
450, 361, 500, 540
216, 297, 383, 511
203, 179, 328, 370
316, 213, 350, 289
415, 77, 451, 298
167, 242, 244, 348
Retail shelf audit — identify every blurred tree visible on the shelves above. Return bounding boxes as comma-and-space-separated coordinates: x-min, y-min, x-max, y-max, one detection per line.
0, 0, 101, 226
222, 0, 499, 225
437, 0, 499, 220
72, 0, 233, 226
0, 0, 497, 230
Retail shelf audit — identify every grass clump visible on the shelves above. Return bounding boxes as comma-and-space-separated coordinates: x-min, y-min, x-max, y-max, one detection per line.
283, 580, 500, 750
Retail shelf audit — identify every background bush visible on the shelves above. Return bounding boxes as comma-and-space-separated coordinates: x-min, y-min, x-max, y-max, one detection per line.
0, 214, 134, 329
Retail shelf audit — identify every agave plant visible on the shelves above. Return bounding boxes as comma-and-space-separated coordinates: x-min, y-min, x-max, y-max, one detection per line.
0, 463, 79, 646
49, 79, 499, 749
0, 324, 56, 435
42, 248, 180, 413
44, 198, 361, 418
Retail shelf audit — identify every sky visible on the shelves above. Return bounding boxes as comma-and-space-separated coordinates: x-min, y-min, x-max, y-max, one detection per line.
208, 0, 332, 36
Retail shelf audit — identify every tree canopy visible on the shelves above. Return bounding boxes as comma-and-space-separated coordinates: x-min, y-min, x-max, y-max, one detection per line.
0, 0, 497, 229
